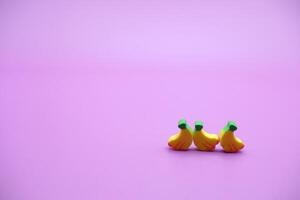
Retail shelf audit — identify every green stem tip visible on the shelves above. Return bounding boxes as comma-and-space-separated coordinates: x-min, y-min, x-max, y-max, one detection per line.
178, 119, 187, 129
226, 121, 238, 131
195, 121, 204, 131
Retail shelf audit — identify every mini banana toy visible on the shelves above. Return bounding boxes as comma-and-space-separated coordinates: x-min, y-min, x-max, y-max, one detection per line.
168, 119, 193, 150
219, 121, 245, 153
193, 121, 219, 151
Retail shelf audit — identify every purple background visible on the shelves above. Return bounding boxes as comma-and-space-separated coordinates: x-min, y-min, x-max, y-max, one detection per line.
1, 0, 300, 200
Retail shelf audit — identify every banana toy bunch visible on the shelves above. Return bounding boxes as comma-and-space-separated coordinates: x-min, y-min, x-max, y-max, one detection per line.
167, 119, 193, 150
168, 119, 245, 153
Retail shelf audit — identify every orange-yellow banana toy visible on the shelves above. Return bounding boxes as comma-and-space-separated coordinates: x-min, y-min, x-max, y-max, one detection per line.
193, 121, 219, 151
219, 121, 245, 153
168, 119, 193, 150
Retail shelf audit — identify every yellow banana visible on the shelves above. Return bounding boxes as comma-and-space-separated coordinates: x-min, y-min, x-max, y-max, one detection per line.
219, 121, 245, 153
168, 119, 193, 150
193, 121, 219, 151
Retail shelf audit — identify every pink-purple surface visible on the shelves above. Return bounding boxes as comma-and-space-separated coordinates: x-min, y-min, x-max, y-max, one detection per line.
1, 0, 300, 200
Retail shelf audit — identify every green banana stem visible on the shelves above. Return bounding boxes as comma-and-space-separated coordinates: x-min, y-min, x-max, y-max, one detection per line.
223, 121, 238, 132
195, 121, 204, 131
178, 119, 187, 129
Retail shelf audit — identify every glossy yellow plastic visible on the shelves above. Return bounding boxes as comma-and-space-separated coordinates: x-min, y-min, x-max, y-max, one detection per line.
193, 121, 219, 151
219, 121, 245, 153
168, 119, 193, 150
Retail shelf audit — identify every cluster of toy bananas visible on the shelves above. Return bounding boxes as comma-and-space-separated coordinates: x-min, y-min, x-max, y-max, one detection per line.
168, 119, 245, 153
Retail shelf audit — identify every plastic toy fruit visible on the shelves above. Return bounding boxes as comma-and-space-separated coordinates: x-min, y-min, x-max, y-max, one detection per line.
193, 121, 219, 151
219, 121, 245, 153
168, 119, 193, 150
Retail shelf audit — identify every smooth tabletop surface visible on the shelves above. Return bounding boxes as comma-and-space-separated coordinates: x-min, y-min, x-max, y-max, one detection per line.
1, 67, 300, 200
1, 0, 300, 199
